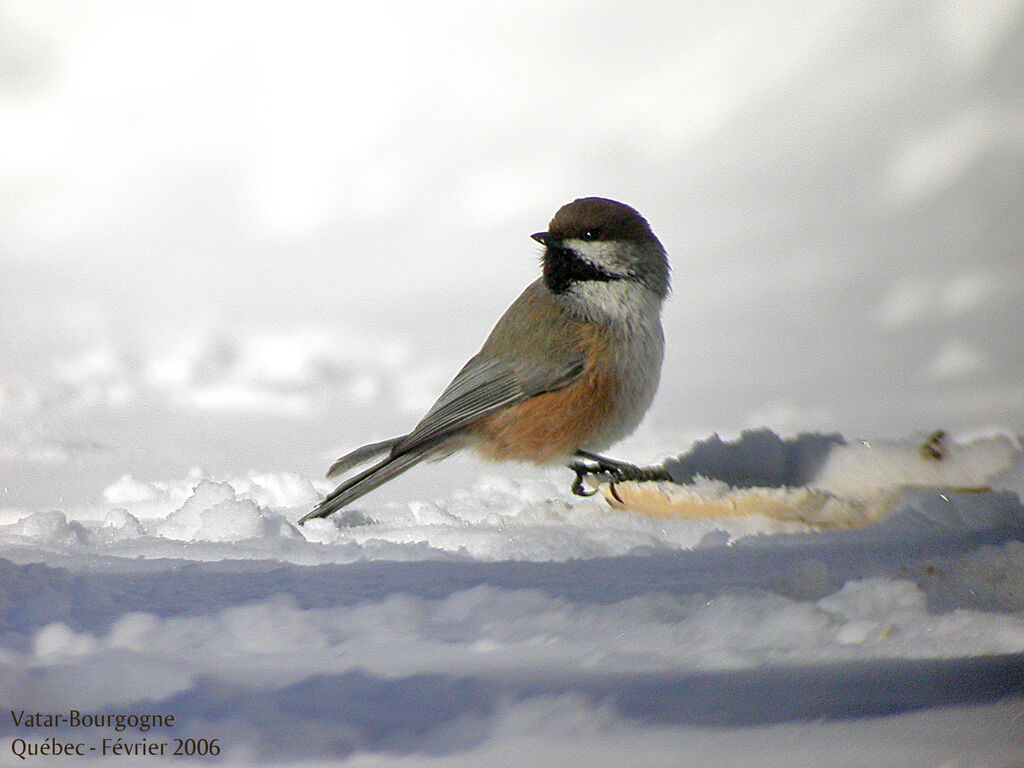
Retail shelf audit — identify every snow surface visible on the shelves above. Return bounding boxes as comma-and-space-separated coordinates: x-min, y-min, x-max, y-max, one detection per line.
4, 3, 1024, 766
2, 432, 1024, 766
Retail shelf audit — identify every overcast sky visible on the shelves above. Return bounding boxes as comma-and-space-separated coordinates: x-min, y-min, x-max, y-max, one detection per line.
3, 1, 1023, 484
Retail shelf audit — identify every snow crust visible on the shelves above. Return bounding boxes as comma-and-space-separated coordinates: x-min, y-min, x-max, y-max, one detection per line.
2, 431, 1023, 765
3, 431, 1022, 563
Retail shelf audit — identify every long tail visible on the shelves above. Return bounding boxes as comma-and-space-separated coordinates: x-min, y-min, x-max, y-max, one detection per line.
326, 436, 407, 479
300, 448, 431, 524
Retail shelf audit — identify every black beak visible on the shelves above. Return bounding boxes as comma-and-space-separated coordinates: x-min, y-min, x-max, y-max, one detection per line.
531, 232, 552, 246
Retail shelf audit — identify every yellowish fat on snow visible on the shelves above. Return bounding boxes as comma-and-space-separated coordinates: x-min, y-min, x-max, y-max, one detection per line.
597, 479, 904, 529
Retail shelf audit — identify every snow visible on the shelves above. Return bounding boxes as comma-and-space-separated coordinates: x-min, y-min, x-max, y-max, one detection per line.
2, 432, 1024, 765
4, 3, 1024, 765
814, 434, 1019, 497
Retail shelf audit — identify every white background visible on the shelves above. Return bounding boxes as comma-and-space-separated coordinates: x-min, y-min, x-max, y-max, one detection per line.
2, 1, 1023, 508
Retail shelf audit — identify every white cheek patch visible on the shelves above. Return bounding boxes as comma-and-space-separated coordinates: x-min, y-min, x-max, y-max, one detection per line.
563, 239, 632, 276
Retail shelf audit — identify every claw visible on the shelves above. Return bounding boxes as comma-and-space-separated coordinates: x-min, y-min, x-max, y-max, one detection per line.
570, 464, 598, 497
609, 483, 623, 504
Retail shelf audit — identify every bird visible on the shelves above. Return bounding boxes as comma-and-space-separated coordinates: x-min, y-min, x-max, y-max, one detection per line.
300, 197, 671, 524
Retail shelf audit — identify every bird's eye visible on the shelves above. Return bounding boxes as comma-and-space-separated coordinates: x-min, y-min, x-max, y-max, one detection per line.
581, 228, 601, 241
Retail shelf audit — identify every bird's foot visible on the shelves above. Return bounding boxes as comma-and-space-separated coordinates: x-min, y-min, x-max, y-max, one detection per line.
567, 454, 672, 498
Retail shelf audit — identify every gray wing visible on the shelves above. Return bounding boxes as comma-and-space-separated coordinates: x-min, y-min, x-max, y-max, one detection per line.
324, 358, 529, 480
301, 353, 584, 523
392, 353, 584, 457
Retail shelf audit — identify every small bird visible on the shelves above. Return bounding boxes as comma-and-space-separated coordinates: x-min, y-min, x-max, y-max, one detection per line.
301, 197, 671, 524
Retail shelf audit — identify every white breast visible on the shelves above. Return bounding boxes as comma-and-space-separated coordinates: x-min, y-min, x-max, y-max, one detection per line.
567, 282, 665, 451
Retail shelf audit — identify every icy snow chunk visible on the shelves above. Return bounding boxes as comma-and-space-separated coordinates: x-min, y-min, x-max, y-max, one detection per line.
814, 434, 1017, 497
0, 508, 26, 525
155, 480, 272, 542
232, 471, 321, 509
161, 480, 234, 533
99, 473, 208, 523
94, 508, 146, 542
298, 517, 346, 545
1, 510, 89, 546
662, 430, 1018, 500
198, 498, 268, 541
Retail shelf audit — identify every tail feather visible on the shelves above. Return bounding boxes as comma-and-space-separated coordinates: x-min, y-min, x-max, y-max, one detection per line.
301, 449, 431, 524
326, 436, 406, 479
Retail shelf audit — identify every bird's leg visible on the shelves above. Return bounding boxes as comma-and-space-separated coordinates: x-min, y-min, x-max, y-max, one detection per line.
574, 450, 673, 482
567, 450, 672, 496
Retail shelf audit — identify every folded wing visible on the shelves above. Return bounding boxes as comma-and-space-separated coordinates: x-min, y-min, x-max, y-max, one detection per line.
301, 353, 584, 522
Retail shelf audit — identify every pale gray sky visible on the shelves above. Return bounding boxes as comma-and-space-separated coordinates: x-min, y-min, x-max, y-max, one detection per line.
2, 1, 1023, 507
